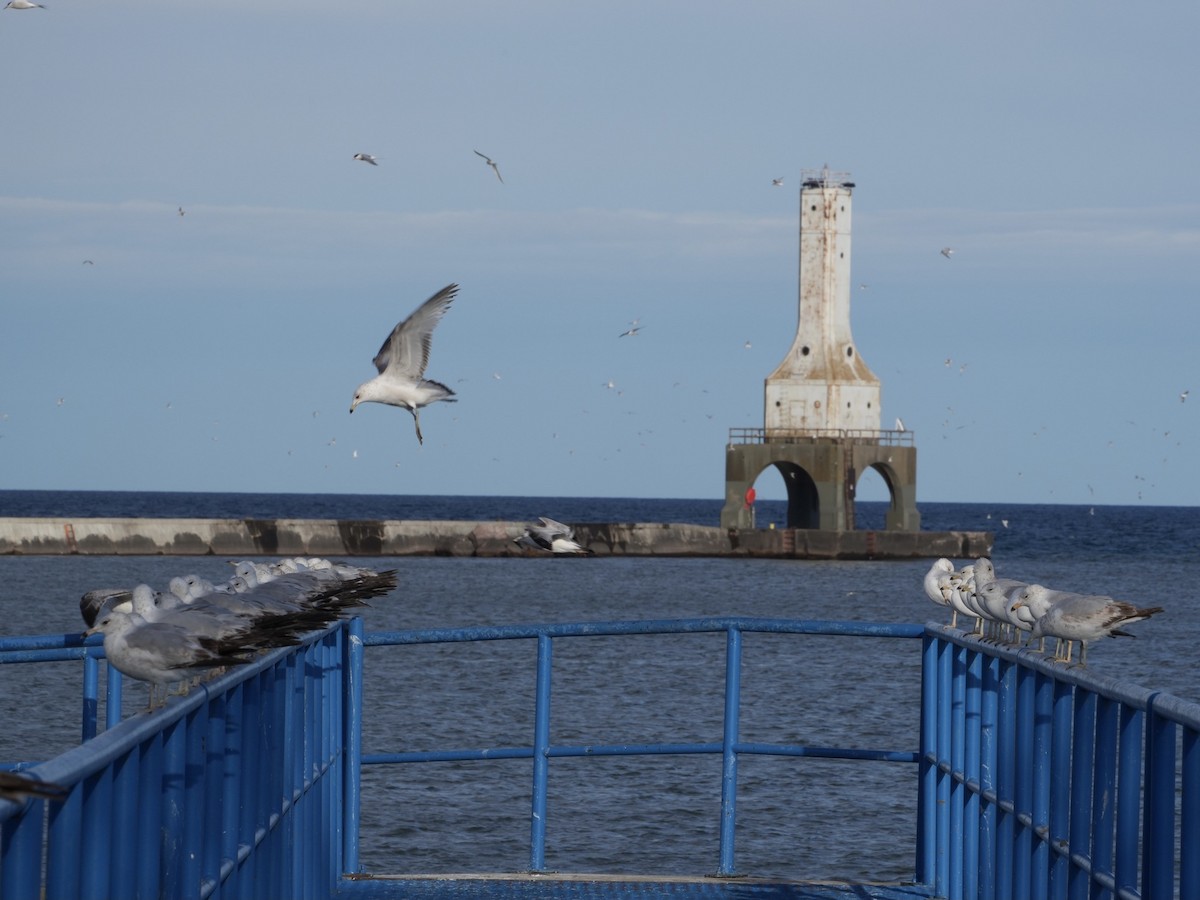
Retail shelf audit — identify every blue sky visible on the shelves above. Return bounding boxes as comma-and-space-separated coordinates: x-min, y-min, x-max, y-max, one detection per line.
2, 2, 1197, 507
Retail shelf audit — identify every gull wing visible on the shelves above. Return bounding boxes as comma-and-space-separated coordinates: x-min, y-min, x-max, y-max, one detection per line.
536, 517, 574, 538
372, 284, 459, 378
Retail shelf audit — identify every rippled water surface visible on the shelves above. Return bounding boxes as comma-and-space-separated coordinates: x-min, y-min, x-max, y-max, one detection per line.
1, 495, 1198, 880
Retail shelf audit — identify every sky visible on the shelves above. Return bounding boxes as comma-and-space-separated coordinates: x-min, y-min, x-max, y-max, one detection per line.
2, 2, 1198, 508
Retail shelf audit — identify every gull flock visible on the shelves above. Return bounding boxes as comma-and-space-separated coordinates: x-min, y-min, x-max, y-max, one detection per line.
81, 556, 397, 706
923, 557, 1163, 666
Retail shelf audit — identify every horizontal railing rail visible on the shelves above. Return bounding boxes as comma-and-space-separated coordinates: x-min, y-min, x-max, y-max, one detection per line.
727, 427, 915, 446
347, 616, 927, 879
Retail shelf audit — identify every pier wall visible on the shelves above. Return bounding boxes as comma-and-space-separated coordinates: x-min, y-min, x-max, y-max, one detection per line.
0, 517, 991, 559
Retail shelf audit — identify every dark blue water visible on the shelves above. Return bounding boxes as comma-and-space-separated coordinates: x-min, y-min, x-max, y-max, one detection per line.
1, 491, 1198, 881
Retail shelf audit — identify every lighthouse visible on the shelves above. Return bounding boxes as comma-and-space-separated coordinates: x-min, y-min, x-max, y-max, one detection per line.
720, 168, 920, 533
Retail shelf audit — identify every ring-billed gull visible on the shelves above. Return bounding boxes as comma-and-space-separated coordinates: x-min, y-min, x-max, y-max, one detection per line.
353, 153, 378, 166
350, 284, 459, 445
514, 517, 594, 555
1014, 592, 1164, 666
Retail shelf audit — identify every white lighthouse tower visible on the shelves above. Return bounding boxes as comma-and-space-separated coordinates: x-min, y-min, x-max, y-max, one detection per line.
765, 166, 881, 434
720, 167, 919, 533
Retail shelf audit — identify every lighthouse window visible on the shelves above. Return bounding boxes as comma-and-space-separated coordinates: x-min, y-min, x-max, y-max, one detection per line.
846, 347, 854, 357
801, 346, 810, 356
810, 205, 817, 211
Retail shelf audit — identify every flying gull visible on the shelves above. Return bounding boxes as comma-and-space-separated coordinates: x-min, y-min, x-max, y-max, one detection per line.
353, 153, 378, 166
514, 517, 593, 555
473, 150, 503, 183
772, 178, 784, 187
940, 247, 954, 259
4, 1, 47, 9
350, 283, 460, 445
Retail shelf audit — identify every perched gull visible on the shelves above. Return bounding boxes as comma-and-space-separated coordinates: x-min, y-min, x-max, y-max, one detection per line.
349, 284, 459, 445
514, 517, 594, 555
1015, 592, 1164, 666
0, 772, 68, 803
940, 247, 954, 259
353, 153, 378, 166
85, 610, 260, 706
473, 150, 503, 183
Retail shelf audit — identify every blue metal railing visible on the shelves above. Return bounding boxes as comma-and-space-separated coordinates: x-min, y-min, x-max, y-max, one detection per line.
3, 618, 1199, 899
1, 625, 351, 900
922, 626, 1200, 900
345, 617, 926, 877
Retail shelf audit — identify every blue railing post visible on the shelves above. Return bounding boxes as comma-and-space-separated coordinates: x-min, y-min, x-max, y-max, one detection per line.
81, 655, 99, 742
344, 617, 365, 875
716, 626, 743, 877
917, 633, 938, 887
1143, 697, 1176, 900
529, 632, 553, 872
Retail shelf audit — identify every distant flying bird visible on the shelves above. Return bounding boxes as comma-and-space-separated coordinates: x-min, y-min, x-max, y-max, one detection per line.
82, 259, 94, 265
895, 417, 906, 432
353, 153, 378, 166
1181, 390, 1190, 403
618, 326, 641, 338
744, 340, 752, 350
940, 247, 954, 259
473, 150, 503, 183
178, 206, 185, 217
772, 178, 784, 187
349, 284, 459, 446
4, 1, 47, 9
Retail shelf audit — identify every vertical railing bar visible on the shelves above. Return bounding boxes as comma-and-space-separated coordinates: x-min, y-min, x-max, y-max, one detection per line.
1181, 725, 1200, 899
717, 626, 743, 877
1142, 698, 1176, 900
917, 633, 939, 888
105, 663, 123, 731
81, 655, 99, 743
181, 703, 208, 900
78, 769, 112, 900
1114, 705, 1142, 897
995, 658, 1016, 900
936, 637, 953, 897
160, 718, 188, 900
1012, 664, 1034, 899
1030, 670, 1053, 900
978, 654, 1000, 900
45, 776, 83, 900
1091, 697, 1118, 894
949, 643, 968, 899
1048, 679, 1073, 900
963, 648, 982, 900
136, 734, 164, 899
528, 632, 553, 873
1068, 690, 1096, 900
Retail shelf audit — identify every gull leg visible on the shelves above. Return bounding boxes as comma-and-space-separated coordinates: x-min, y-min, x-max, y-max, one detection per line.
410, 409, 424, 445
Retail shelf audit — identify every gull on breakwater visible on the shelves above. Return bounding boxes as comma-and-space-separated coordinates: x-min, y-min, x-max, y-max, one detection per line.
514, 517, 594, 555
922, 556, 1163, 666
82, 557, 397, 707
349, 284, 459, 446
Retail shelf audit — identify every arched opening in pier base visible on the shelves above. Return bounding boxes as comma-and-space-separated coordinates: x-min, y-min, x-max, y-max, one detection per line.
774, 462, 820, 529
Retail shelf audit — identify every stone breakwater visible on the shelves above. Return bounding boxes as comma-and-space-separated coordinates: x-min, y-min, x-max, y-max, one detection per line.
0, 517, 992, 560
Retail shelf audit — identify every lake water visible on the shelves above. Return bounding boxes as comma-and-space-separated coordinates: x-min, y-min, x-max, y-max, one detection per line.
0, 491, 1197, 881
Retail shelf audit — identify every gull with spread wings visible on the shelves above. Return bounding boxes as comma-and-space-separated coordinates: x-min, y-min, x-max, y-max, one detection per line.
350, 284, 460, 445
